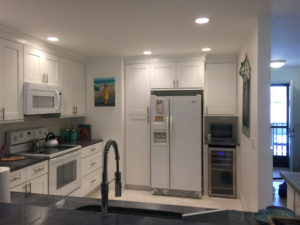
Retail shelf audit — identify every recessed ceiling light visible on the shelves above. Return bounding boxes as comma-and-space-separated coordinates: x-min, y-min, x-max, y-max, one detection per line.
195, 17, 210, 24
270, 60, 286, 68
47, 36, 59, 42
201, 47, 211, 52
143, 50, 152, 55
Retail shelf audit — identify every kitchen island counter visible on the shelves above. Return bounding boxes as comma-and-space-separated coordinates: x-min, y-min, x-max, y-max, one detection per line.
6, 192, 261, 225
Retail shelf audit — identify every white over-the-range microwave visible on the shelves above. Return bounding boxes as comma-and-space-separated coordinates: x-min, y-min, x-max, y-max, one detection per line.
24, 82, 63, 115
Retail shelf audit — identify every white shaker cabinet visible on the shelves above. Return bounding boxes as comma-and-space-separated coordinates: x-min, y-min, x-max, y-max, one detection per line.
150, 61, 204, 89
125, 64, 151, 187
177, 62, 204, 88
151, 63, 176, 88
10, 161, 49, 194
205, 63, 237, 115
0, 39, 23, 122
60, 58, 85, 117
24, 46, 60, 85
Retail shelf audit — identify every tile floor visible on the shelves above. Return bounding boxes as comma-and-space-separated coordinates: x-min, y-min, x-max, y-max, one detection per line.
88, 189, 244, 211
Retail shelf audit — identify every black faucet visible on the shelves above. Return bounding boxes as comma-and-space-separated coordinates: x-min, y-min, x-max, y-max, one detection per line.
101, 139, 122, 213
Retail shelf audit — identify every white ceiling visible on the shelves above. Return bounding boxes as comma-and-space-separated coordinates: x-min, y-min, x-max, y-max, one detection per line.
0, 0, 272, 58
271, 0, 300, 67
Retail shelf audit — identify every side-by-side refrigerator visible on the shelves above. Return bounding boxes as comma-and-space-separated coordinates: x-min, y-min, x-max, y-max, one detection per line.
150, 93, 202, 198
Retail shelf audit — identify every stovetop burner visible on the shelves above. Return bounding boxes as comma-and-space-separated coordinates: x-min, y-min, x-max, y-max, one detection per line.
19, 145, 81, 158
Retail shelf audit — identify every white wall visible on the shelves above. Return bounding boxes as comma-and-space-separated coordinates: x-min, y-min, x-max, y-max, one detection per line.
85, 57, 125, 183
237, 16, 272, 211
272, 66, 300, 171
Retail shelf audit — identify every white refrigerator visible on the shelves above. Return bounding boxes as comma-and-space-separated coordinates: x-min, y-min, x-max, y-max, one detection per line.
150, 94, 202, 197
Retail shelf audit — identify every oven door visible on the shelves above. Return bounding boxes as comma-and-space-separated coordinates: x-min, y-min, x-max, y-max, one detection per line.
49, 150, 81, 196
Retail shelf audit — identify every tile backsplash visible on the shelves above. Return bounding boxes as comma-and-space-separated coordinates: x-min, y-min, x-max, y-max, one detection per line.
0, 116, 85, 146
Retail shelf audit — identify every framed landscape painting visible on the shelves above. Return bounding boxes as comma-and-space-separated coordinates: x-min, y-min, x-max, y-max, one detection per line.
94, 78, 115, 106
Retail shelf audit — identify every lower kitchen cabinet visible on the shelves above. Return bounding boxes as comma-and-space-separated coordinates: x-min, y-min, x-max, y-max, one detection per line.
10, 161, 49, 194
80, 142, 103, 196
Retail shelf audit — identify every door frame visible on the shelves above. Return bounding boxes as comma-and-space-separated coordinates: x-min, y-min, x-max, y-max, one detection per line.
271, 83, 290, 168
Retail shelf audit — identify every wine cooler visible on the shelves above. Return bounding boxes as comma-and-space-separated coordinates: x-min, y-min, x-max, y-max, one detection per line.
208, 147, 236, 198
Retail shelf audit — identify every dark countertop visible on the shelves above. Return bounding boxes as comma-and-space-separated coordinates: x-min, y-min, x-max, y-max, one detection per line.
0, 155, 48, 172
280, 171, 300, 195
61, 138, 103, 148
7, 192, 260, 225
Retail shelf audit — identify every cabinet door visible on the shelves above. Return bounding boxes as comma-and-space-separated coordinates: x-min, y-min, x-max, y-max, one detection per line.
0, 40, 23, 121
125, 64, 150, 186
151, 63, 176, 88
43, 53, 60, 85
30, 174, 48, 194
126, 114, 150, 186
177, 62, 204, 88
72, 62, 85, 116
61, 58, 74, 116
24, 47, 43, 83
205, 63, 237, 115
10, 183, 27, 192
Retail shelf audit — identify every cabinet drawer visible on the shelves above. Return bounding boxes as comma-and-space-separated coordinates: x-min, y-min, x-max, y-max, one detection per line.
25, 161, 48, 181
81, 168, 101, 196
81, 143, 102, 158
82, 151, 102, 177
10, 169, 26, 188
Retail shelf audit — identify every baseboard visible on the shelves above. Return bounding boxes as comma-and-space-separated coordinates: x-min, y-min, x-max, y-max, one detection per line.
125, 184, 151, 191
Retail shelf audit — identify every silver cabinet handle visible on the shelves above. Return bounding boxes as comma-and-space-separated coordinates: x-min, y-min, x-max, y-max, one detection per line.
0, 107, 4, 120
34, 167, 44, 173
176, 80, 179, 88
73, 106, 75, 115
10, 176, 21, 182
173, 79, 175, 88
90, 179, 96, 184
47, 74, 49, 83
90, 162, 96, 166
28, 183, 32, 193
147, 107, 150, 124
75, 106, 78, 115
42, 74, 45, 83
24, 184, 28, 193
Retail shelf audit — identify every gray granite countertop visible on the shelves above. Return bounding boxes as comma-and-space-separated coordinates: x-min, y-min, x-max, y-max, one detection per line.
280, 171, 300, 194
0, 155, 48, 172
61, 138, 103, 148
7, 192, 260, 225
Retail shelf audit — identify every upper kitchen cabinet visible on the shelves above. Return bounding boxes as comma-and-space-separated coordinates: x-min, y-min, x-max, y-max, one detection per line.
0, 39, 24, 122
205, 63, 237, 115
177, 62, 204, 88
151, 63, 176, 88
60, 58, 85, 117
24, 46, 60, 85
125, 64, 151, 187
150, 61, 204, 89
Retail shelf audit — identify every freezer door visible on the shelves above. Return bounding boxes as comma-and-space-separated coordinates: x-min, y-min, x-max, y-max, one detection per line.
170, 95, 202, 192
150, 96, 170, 189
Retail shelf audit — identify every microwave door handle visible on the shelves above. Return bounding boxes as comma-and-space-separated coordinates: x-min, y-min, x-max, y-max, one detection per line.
54, 90, 62, 110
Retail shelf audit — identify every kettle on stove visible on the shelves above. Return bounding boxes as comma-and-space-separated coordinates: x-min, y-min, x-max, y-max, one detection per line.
44, 132, 58, 148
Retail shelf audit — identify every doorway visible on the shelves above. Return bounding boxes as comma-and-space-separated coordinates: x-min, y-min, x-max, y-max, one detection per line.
270, 84, 290, 168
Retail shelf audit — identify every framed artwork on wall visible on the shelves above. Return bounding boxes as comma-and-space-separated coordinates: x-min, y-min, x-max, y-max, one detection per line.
239, 55, 251, 137
94, 78, 115, 106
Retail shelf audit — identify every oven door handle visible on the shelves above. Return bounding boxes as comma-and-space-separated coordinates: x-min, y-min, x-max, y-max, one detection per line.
50, 150, 81, 163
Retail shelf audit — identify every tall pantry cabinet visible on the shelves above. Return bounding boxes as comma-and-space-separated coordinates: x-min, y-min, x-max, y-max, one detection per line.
0, 39, 23, 121
125, 64, 151, 187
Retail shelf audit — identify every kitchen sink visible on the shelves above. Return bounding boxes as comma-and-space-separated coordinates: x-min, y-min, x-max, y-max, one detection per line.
75, 205, 183, 220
